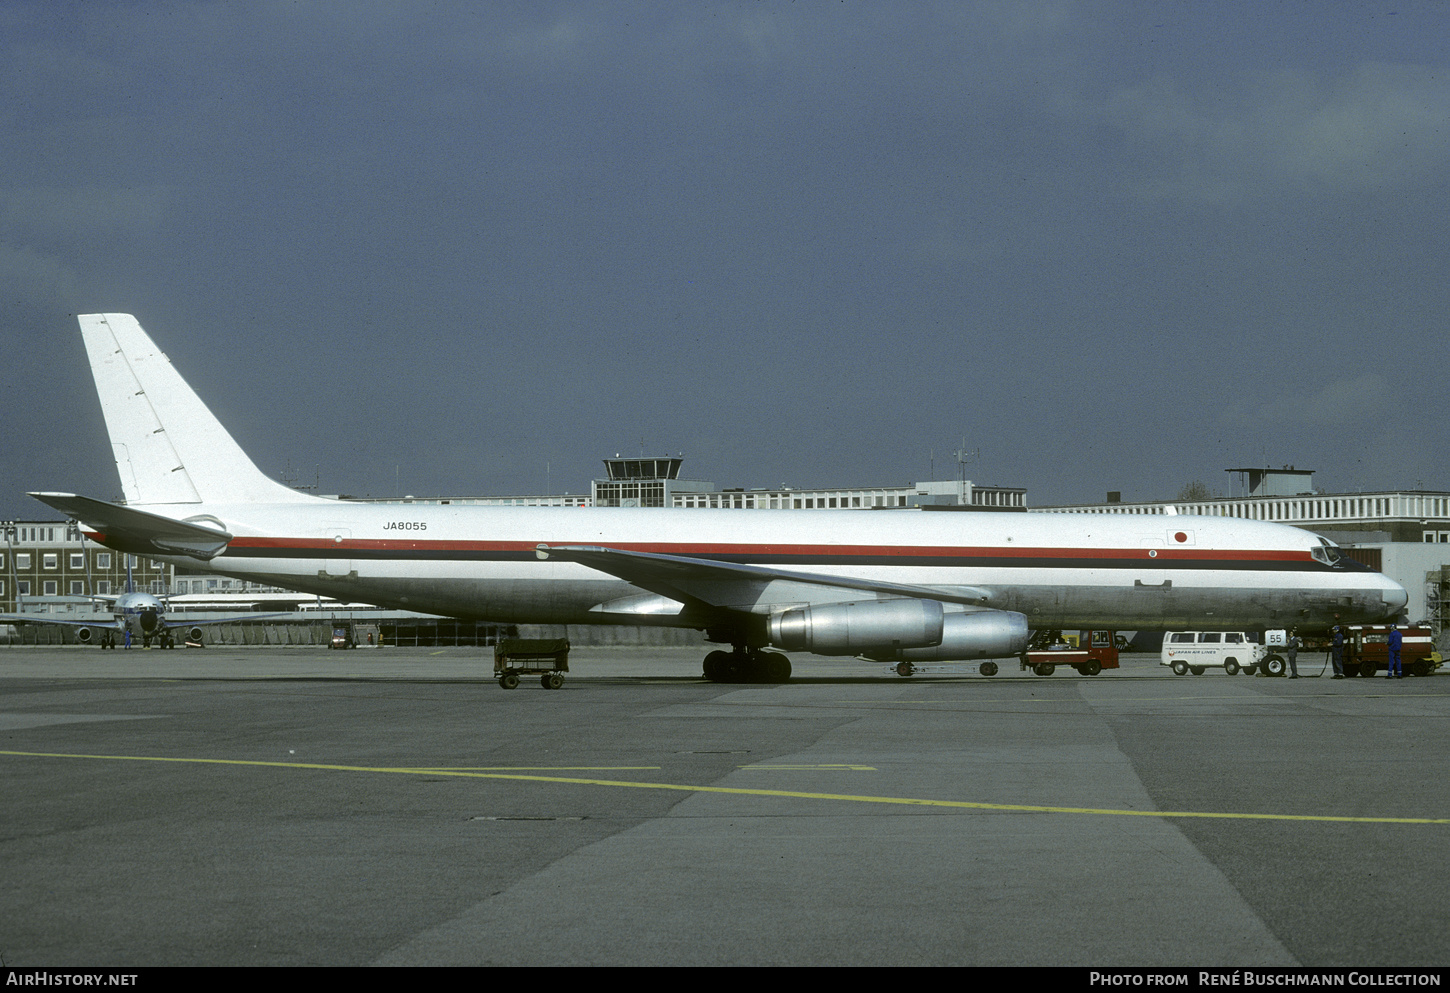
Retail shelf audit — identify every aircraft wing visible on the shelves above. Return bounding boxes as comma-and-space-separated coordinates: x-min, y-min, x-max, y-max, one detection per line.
536, 544, 993, 615
160, 612, 296, 631
0, 613, 123, 631
29, 492, 232, 559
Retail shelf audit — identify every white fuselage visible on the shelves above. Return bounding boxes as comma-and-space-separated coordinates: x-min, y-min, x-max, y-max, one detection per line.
63, 313, 1408, 660
112, 501, 1407, 633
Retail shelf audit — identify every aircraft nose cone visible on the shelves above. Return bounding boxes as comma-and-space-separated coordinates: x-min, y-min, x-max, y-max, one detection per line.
1382, 581, 1409, 617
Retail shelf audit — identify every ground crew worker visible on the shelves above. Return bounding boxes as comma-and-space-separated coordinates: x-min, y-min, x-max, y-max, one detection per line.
1330, 626, 1345, 679
1287, 632, 1301, 679
1387, 625, 1403, 679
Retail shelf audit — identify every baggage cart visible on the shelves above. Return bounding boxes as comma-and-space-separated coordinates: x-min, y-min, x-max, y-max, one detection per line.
494, 638, 570, 690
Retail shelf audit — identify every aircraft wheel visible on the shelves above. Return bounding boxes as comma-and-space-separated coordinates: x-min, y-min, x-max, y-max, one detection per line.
703, 650, 731, 681
896, 662, 915, 677
1170, 660, 1188, 676
499, 673, 520, 690
1190, 666, 1205, 676
1225, 660, 1240, 675
980, 661, 998, 677
763, 652, 791, 682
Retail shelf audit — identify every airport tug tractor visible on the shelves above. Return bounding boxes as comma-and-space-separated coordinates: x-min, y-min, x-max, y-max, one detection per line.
1017, 629, 1121, 677
889, 629, 1120, 678
328, 621, 357, 650
494, 638, 570, 690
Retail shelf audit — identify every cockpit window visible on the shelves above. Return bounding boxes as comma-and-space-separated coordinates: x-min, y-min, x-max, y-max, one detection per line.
1310, 539, 1342, 567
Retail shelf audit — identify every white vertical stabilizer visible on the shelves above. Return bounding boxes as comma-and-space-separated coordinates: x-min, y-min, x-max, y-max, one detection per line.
79, 313, 317, 506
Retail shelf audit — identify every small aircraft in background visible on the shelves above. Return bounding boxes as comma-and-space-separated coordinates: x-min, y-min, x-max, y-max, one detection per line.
0, 566, 285, 649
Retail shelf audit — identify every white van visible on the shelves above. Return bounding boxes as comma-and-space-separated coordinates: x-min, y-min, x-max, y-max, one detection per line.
1160, 631, 1271, 676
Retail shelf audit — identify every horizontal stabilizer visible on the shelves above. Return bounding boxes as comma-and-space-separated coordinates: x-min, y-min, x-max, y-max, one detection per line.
538, 543, 993, 614
29, 492, 232, 559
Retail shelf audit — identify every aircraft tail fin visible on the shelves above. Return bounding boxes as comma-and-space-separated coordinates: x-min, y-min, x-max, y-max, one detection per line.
78, 314, 315, 506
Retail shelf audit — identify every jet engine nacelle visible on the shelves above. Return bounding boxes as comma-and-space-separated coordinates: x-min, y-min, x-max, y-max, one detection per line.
864, 610, 1030, 662
768, 599, 945, 655
75, 626, 93, 644
186, 626, 204, 643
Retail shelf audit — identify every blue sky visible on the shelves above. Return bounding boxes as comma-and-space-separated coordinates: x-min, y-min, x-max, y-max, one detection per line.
3, 1, 1447, 518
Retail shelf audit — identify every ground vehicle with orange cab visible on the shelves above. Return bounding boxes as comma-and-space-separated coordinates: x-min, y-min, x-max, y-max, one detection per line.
1019, 629, 1121, 677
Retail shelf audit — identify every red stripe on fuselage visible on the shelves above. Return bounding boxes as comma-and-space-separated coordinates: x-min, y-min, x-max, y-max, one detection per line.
220, 536, 1312, 563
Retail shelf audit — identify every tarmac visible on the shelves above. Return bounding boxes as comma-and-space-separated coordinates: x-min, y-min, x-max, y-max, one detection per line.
2, 644, 1448, 967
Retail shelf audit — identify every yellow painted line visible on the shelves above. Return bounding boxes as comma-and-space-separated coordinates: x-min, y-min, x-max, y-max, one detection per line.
824, 692, 1450, 706
2, 749, 1445, 825
739, 764, 876, 771
413, 766, 662, 771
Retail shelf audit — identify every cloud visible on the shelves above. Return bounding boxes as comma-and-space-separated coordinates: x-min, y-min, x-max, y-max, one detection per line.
1219, 372, 1391, 428
1103, 63, 1450, 202
1275, 64, 1450, 188
500, 12, 591, 65
972, 0, 1076, 38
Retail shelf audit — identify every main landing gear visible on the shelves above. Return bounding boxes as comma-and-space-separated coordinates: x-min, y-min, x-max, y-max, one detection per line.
702, 648, 792, 683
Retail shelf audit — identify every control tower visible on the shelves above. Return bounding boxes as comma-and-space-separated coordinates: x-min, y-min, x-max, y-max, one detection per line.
592, 456, 714, 507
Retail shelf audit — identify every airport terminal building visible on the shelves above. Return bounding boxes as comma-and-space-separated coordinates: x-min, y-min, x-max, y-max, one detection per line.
357, 456, 1028, 513
1, 521, 171, 610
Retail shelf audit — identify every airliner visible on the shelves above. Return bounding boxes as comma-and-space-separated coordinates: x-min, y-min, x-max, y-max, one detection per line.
28, 314, 1407, 681
0, 573, 285, 649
